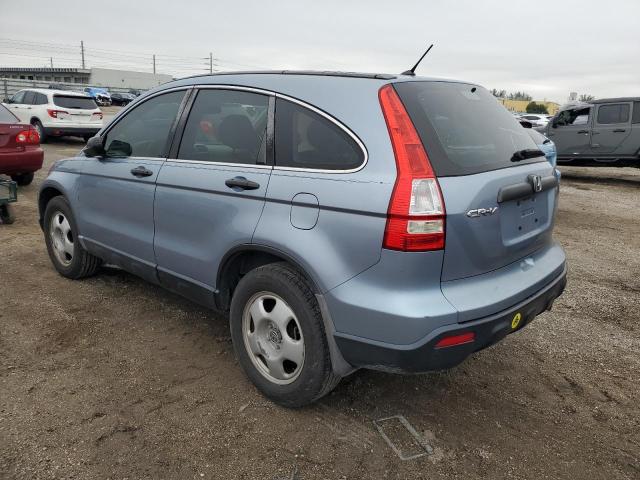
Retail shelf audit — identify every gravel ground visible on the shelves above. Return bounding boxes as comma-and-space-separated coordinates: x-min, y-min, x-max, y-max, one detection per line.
1, 141, 638, 479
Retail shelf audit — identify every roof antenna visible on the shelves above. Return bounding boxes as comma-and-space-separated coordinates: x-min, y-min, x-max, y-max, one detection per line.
401, 44, 434, 76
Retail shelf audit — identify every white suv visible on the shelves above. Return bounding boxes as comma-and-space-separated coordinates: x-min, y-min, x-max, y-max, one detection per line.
2, 88, 103, 142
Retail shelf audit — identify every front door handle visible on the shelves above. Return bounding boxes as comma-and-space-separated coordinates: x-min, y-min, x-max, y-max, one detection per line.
130, 166, 153, 177
613, 128, 626, 133
577, 130, 589, 134
225, 176, 260, 190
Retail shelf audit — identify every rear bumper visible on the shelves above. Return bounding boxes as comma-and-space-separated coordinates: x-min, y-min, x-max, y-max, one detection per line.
333, 266, 567, 373
44, 126, 101, 137
0, 147, 44, 174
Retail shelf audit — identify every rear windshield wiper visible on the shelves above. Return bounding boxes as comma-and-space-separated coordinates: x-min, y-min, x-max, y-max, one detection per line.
510, 149, 545, 162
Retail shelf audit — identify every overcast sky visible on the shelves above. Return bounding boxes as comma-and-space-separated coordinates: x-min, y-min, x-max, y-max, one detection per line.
1, 0, 638, 103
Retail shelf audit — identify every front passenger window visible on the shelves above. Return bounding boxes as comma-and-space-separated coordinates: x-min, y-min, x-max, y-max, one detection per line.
104, 90, 186, 158
556, 107, 590, 127
10, 91, 25, 104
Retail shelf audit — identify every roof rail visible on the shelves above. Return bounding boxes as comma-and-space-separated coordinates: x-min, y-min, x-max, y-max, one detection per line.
180, 70, 396, 81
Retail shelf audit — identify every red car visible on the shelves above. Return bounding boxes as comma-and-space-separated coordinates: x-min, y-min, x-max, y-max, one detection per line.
0, 103, 44, 186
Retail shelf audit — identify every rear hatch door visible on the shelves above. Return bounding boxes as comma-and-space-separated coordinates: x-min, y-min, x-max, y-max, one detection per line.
52, 94, 100, 124
394, 81, 559, 282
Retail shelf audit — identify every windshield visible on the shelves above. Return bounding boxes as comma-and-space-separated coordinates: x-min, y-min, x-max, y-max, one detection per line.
53, 95, 98, 110
394, 81, 543, 176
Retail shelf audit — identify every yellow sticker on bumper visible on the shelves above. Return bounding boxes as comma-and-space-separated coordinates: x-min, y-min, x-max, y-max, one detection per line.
511, 312, 522, 330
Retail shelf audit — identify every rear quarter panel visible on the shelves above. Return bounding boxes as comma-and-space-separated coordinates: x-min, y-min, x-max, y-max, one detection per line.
248, 76, 398, 293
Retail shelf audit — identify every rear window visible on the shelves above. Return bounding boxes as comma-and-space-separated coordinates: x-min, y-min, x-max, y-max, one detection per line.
597, 104, 630, 124
53, 95, 97, 110
394, 82, 541, 176
0, 104, 18, 123
526, 129, 547, 144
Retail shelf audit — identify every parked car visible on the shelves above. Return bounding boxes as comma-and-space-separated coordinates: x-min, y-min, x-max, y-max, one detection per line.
39, 72, 567, 407
83, 87, 112, 106
519, 119, 558, 168
519, 113, 549, 129
110, 92, 136, 106
128, 89, 142, 97
2, 88, 103, 142
0, 103, 43, 186
546, 98, 640, 166
48, 83, 75, 91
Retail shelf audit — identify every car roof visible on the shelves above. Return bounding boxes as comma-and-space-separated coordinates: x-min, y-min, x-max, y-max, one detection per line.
590, 97, 640, 104
21, 88, 88, 97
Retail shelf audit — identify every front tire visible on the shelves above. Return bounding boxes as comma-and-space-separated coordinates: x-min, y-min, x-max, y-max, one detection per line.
230, 263, 340, 407
11, 172, 34, 186
43, 196, 101, 279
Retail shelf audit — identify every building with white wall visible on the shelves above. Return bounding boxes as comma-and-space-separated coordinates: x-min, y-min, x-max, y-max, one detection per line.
0, 67, 173, 89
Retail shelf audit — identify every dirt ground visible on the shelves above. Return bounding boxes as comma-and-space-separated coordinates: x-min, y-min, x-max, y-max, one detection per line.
1, 139, 638, 480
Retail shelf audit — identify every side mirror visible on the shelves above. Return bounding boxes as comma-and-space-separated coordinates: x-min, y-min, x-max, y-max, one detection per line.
551, 118, 559, 128
105, 139, 132, 158
83, 135, 105, 157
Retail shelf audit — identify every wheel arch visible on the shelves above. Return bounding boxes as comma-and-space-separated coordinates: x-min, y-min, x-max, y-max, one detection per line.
38, 182, 66, 228
215, 244, 323, 311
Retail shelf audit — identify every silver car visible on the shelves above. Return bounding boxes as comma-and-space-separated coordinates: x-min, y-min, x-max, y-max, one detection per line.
39, 71, 567, 407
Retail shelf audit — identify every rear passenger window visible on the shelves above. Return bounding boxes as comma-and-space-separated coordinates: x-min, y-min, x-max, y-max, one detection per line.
104, 90, 185, 158
597, 104, 630, 124
178, 89, 268, 164
34, 93, 48, 105
274, 99, 364, 170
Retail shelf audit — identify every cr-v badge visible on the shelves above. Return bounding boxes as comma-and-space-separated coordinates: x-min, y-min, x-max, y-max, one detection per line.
466, 207, 498, 218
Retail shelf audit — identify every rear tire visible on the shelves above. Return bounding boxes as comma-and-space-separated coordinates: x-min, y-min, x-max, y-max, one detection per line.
43, 196, 101, 279
11, 172, 34, 186
32, 120, 46, 143
230, 263, 340, 407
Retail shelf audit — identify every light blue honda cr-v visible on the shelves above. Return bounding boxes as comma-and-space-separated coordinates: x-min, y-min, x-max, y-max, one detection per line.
39, 71, 567, 407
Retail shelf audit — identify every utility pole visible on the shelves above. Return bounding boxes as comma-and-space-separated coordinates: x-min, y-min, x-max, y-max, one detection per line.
80, 40, 85, 69
153, 54, 156, 74
50, 57, 53, 68
209, 52, 213, 74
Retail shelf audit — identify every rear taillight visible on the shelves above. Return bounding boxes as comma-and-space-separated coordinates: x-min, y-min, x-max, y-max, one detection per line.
378, 84, 445, 251
92, 111, 103, 120
16, 128, 40, 145
47, 109, 68, 119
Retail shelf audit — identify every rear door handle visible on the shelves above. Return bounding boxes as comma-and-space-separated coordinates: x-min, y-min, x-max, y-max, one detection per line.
613, 128, 626, 133
225, 176, 260, 190
130, 166, 153, 177
577, 130, 589, 134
